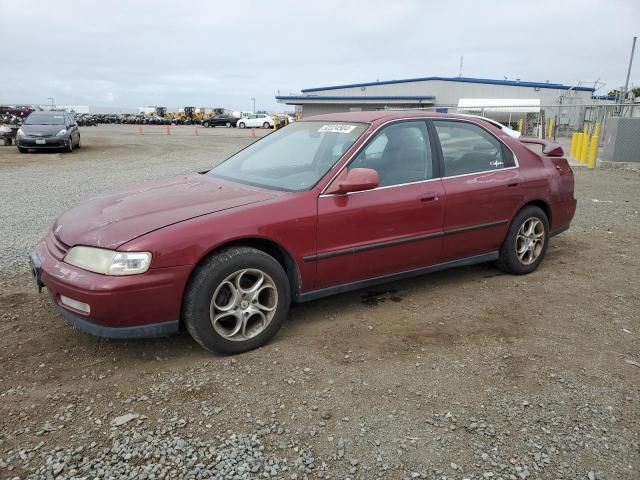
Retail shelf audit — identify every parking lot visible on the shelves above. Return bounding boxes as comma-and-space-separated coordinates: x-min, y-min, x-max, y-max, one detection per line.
0, 125, 639, 479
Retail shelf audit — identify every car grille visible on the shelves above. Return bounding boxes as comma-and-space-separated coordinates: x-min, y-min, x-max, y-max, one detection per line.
46, 231, 70, 260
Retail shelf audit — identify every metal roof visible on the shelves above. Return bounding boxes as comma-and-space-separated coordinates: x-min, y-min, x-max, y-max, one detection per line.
275, 95, 435, 103
300, 76, 595, 93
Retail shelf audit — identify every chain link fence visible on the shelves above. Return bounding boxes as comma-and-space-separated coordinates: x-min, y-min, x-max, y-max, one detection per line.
383, 102, 638, 140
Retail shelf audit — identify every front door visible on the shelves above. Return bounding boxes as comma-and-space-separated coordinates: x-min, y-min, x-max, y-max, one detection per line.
431, 120, 525, 262
315, 120, 445, 289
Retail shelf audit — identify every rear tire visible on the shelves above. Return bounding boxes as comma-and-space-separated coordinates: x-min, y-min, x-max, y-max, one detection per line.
263, 122, 270, 129
225, 122, 231, 128
183, 247, 290, 354
496, 206, 549, 275
18, 146, 27, 153
203, 122, 209, 128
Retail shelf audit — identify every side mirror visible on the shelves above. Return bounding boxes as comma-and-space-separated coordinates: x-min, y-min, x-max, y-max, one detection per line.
327, 168, 379, 194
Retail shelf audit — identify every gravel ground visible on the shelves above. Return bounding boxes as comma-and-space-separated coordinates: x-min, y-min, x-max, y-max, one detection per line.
0, 126, 639, 479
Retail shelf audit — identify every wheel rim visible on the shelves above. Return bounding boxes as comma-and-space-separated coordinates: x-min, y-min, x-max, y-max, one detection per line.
209, 268, 278, 342
516, 217, 545, 265
263, 122, 269, 129
226, 122, 231, 127
239, 122, 245, 128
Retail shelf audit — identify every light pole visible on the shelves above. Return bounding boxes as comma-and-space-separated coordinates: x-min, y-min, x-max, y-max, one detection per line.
620, 36, 637, 115
251, 97, 256, 113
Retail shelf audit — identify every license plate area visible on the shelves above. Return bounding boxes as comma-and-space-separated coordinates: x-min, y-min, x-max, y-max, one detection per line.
35, 138, 46, 145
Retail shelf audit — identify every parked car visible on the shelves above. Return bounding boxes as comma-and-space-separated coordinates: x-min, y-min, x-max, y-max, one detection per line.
203, 114, 238, 128
237, 113, 274, 129
17, 111, 81, 153
30, 111, 576, 354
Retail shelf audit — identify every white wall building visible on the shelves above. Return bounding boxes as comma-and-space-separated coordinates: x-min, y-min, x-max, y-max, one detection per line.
276, 76, 597, 128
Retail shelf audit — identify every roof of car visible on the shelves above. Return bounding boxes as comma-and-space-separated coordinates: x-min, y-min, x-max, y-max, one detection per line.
29, 111, 68, 115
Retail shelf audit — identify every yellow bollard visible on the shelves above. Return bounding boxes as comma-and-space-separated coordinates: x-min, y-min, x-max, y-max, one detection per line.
517, 118, 523, 133
570, 132, 578, 158
588, 135, 599, 168
580, 132, 589, 163
273, 114, 277, 130
594, 123, 601, 138
575, 133, 583, 161
548, 119, 554, 139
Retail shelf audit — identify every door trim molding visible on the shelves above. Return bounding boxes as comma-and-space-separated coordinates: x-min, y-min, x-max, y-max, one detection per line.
304, 219, 507, 263
295, 251, 499, 302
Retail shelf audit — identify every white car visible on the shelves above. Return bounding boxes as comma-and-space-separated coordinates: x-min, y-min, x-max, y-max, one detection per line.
237, 113, 274, 129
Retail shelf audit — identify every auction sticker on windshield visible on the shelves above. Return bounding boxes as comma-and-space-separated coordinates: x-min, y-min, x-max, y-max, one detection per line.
318, 124, 357, 134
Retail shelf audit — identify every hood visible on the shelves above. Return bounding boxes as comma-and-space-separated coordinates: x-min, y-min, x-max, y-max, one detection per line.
54, 175, 281, 250
21, 124, 65, 136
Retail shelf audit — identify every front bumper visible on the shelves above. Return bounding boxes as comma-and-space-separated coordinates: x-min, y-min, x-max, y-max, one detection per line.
32, 238, 192, 339
17, 136, 68, 149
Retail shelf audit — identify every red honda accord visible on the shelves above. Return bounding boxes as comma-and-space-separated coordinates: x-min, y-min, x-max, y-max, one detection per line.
31, 112, 576, 354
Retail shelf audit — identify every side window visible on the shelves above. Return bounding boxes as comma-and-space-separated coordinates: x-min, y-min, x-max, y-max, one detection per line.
349, 121, 432, 188
434, 121, 514, 177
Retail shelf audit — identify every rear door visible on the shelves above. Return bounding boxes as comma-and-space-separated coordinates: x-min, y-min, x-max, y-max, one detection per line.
431, 120, 524, 262
315, 120, 445, 288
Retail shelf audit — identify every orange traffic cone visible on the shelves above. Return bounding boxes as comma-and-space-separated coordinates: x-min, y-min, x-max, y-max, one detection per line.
251, 128, 256, 138
193, 126, 198, 136
166, 125, 171, 136
138, 125, 143, 135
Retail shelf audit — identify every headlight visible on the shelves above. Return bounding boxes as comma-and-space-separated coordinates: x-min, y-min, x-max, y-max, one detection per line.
56, 129, 68, 136
64, 246, 152, 275
17, 128, 25, 137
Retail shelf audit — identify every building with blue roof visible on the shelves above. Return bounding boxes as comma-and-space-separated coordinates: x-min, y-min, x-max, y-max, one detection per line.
276, 75, 598, 119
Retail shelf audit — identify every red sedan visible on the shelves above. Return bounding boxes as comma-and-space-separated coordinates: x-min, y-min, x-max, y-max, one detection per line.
31, 112, 576, 354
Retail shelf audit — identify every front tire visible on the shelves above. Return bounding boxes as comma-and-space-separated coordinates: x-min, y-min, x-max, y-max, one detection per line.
496, 206, 549, 275
225, 121, 231, 128
67, 137, 74, 153
183, 247, 291, 354
238, 122, 246, 129
18, 146, 28, 153
263, 122, 270, 129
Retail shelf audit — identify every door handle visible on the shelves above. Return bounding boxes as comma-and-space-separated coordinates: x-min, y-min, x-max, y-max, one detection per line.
420, 194, 439, 202
507, 182, 519, 188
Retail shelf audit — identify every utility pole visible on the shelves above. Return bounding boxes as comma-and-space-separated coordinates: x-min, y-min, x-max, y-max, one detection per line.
251, 97, 256, 114
459, 56, 463, 77
621, 36, 637, 115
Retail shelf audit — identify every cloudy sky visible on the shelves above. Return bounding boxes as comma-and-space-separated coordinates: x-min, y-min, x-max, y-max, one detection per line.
1, 0, 638, 111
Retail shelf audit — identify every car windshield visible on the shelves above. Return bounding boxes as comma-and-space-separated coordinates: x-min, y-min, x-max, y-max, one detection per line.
24, 113, 66, 125
209, 121, 368, 191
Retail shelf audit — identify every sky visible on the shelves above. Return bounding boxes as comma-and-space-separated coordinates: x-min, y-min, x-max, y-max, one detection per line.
1, 0, 638, 112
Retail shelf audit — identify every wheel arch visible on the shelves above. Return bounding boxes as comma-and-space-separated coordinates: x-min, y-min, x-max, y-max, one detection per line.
184, 236, 302, 305
503, 199, 553, 244
521, 199, 552, 227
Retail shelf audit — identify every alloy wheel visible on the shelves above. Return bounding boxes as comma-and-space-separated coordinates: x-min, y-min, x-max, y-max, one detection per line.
209, 268, 278, 342
516, 217, 545, 265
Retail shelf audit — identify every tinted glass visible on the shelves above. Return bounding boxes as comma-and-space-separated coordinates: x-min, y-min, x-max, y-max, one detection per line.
349, 121, 432, 187
209, 121, 367, 191
434, 121, 513, 177
24, 113, 66, 125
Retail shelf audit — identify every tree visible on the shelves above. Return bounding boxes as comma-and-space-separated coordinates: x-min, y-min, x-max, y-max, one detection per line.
607, 87, 640, 98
